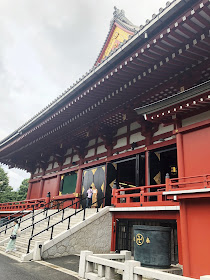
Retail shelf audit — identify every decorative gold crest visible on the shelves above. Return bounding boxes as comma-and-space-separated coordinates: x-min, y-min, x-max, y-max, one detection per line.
136, 233, 144, 246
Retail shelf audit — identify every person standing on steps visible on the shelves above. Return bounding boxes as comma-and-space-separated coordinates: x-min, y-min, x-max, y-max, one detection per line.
92, 186, 98, 208
5, 220, 20, 253
86, 186, 93, 208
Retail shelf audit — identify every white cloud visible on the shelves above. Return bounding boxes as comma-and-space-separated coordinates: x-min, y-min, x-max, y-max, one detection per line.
0, 0, 167, 189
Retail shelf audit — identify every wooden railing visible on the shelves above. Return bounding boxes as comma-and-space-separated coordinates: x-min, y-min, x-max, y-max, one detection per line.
166, 174, 210, 191
111, 183, 177, 207
112, 174, 210, 207
0, 194, 78, 212
0, 198, 47, 211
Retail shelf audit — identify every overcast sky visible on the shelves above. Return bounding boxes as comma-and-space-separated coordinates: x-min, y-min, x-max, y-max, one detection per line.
0, 0, 167, 191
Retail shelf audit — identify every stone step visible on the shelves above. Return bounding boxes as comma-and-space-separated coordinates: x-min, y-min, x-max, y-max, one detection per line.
0, 245, 23, 258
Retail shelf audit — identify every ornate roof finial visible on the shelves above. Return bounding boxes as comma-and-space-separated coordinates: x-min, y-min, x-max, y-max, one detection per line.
113, 6, 125, 19
111, 6, 136, 28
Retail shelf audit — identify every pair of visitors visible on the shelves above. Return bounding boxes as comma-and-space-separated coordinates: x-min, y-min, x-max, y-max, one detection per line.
86, 186, 93, 208
6, 220, 20, 253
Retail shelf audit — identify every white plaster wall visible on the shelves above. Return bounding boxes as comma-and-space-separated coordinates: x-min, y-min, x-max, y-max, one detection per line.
129, 132, 145, 144
87, 139, 96, 147
85, 148, 95, 158
34, 168, 39, 174
63, 157, 71, 165
49, 156, 54, 162
65, 148, 72, 156
116, 126, 127, 136
182, 110, 210, 127
46, 163, 53, 171
153, 124, 174, 136
130, 122, 141, 131
72, 154, 79, 162
114, 137, 127, 149
97, 137, 103, 144
97, 145, 106, 154
54, 162, 59, 168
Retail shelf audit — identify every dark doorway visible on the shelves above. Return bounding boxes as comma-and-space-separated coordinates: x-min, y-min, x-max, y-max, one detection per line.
113, 154, 145, 189
117, 158, 136, 187
150, 145, 177, 185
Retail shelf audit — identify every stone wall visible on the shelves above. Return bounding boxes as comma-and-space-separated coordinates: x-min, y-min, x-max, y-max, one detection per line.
42, 208, 112, 259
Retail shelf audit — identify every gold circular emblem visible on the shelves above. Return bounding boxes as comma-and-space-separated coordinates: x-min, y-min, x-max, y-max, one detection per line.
136, 233, 144, 246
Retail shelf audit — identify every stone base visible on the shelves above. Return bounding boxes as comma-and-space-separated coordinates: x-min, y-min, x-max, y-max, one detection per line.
157, 264, 183, 275
116, 264, 182, 280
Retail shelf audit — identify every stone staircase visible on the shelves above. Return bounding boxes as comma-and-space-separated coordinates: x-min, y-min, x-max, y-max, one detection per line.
0, 207, 98, 261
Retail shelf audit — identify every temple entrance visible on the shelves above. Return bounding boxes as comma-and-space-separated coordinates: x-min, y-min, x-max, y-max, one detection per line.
81, 165, 106, 208
149, 145, 178, 185
112, 154, 145, 189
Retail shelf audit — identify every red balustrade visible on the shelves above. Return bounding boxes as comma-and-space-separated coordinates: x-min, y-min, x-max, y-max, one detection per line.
112, 174, 210, 207
112, 184, 177, 207
0, 198, 47, 211
168, 174, 210, 191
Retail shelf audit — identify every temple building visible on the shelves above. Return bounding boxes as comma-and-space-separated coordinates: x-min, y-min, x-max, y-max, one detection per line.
0, 1, 210, 278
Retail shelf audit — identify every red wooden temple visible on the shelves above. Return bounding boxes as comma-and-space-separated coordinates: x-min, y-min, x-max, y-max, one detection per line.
0, 1, 210, 278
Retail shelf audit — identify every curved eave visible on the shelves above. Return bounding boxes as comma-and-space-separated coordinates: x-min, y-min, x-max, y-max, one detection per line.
135, 81, 210, 121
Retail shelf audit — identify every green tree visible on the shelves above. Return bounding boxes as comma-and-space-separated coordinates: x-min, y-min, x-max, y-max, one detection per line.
0, 185, 17, 203
16, 179, 29, 201
0, 167, 9, 194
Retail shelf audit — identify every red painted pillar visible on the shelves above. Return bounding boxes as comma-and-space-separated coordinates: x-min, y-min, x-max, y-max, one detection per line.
56, 164, 62, 196
39, 169, 46, 198
26, 173, 34, 200
111, 188, 117, 206
179, 201, 190, 276
39, 179, 45, 198
176, 132, 185, 178
26, 182, 33, 200
75, 168, 83, 208
176, 213, 183, 265
111, 215, 116, 252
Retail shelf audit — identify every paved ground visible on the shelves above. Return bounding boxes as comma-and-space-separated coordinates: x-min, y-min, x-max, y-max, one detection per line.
0, 253, 79, 280
46, 254, 80, 272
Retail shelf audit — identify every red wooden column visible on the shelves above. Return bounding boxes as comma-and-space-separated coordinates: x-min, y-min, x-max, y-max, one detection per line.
176, 213, 183, 265
179, 201, 190, 276
176, 132, 185, 178
56, 164, 63, 196
75, 168, 83, 208
26, 182, 33, 200
39, 168, 46, 198
26, 172, 34, 199
175, 121, 185, 178
111, 214, 117, 252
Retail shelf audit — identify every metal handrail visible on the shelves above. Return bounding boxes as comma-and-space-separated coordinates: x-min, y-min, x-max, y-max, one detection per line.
0, 200, 46, 228
0, 196, 74, 235
27, 196, 106, 253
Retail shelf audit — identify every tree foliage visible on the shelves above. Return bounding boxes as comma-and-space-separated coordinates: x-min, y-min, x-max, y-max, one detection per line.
0, 167, 29, 203
16, 179, 29, 201
0, 167, 9, 194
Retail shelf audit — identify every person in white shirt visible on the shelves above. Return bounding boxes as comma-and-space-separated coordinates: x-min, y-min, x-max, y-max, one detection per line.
86, 186, 93, 208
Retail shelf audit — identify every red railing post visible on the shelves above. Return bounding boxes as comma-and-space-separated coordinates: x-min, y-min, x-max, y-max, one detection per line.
165, 173, 170, 191
111, 188, 117, 206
